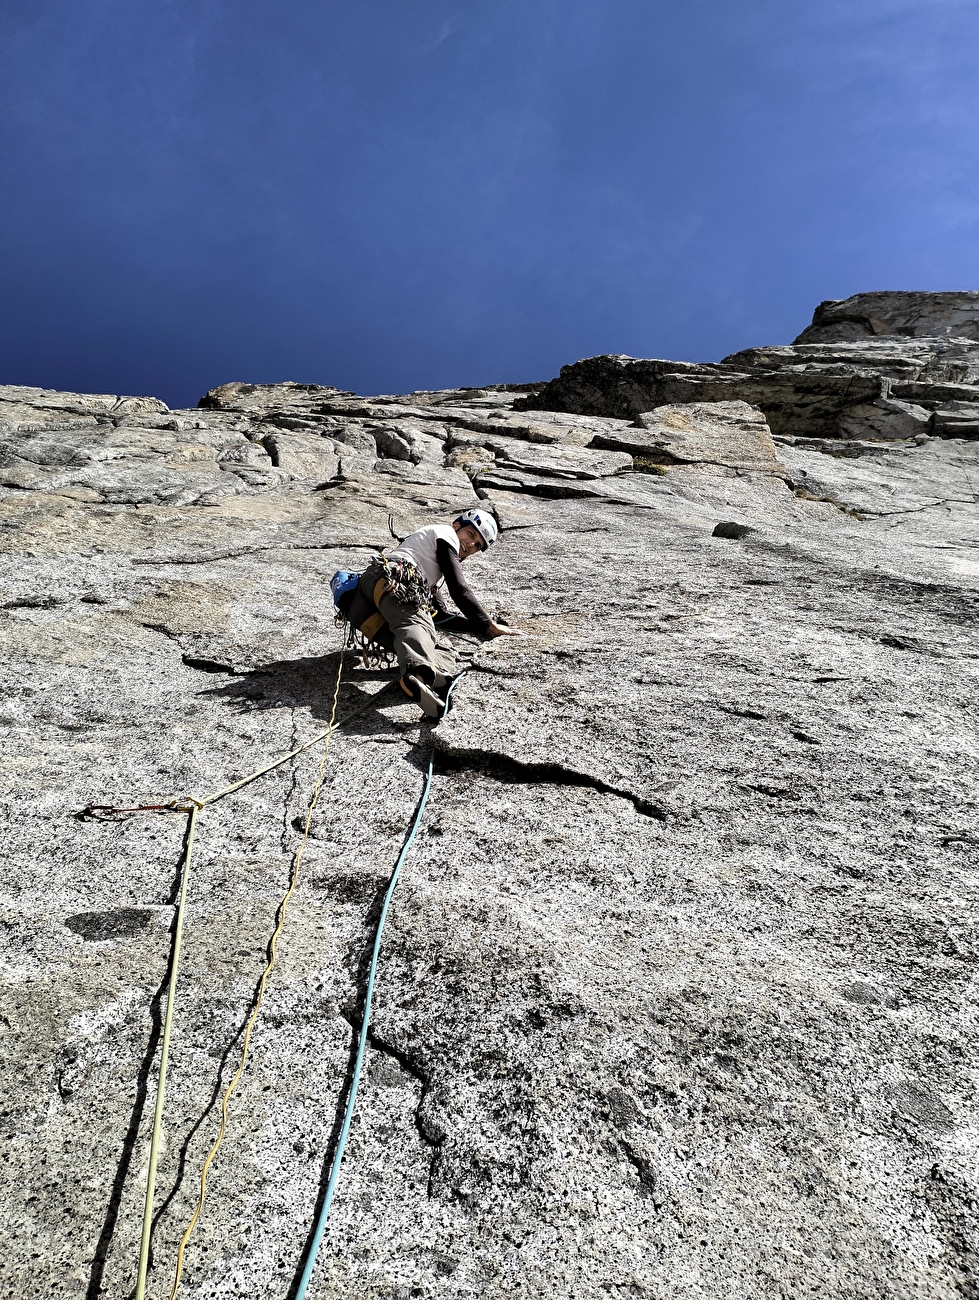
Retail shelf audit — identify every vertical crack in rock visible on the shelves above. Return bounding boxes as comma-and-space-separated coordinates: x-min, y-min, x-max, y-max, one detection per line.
365, 1029, 447, 1198
281, 705, 302, 855
617, 1138, 665, 1210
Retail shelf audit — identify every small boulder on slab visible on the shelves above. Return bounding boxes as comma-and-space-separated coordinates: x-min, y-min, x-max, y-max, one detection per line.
794, 291, 979, 343
712, 520, 754, 539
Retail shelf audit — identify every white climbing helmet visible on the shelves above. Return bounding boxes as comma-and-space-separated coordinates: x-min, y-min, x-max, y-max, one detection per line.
454, 508, 498, 549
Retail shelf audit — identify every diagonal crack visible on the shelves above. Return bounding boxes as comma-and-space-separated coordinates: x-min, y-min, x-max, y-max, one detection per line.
618, 1137, 665, 1208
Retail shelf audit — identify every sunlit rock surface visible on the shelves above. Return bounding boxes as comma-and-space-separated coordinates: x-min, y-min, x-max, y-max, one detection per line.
794, 291, 979, 343
2, 298, 978, 1300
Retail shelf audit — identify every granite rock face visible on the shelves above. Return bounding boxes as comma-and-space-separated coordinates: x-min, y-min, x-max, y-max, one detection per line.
521, 312, 979, 443
794, 291, 979, 343
2, 301, 978, 1300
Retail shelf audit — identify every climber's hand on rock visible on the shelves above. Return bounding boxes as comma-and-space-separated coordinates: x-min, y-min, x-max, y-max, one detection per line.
487, 620, 525, 638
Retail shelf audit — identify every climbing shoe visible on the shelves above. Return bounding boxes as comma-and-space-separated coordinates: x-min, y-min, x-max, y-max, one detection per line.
399, 673, 446, 720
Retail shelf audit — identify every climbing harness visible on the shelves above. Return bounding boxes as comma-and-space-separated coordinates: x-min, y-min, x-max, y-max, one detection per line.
332, 556, 435, 619
334, 574, 391, 669
96, 645, 462, 1299
330, 557, 434, 671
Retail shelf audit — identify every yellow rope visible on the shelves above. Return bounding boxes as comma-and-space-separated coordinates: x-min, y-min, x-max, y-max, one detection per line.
165, 649, 345, 1300
129, 655, 392, 1299
134, 803, 201, 1300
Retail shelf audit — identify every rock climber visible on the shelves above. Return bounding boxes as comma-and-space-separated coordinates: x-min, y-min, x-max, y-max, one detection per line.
343, 508, 522, 719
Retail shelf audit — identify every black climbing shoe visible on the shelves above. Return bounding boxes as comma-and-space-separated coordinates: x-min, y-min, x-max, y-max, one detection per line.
400, 674, 446, 720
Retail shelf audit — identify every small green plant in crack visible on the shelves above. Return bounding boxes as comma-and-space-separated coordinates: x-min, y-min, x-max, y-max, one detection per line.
631, 457, 669, 475
793, 486, 864, 519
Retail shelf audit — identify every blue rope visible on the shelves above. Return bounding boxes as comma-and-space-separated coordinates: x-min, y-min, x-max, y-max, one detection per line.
293, 673, 463, 1299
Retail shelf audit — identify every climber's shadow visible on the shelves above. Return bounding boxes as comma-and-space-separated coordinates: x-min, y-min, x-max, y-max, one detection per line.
199, 653, 404, 731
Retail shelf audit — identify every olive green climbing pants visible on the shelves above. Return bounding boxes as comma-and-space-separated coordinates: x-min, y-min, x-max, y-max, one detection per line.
355, 562, 457, 686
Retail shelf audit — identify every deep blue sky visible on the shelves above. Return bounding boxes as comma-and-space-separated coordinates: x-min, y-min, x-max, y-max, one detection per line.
3, 0, 979, 409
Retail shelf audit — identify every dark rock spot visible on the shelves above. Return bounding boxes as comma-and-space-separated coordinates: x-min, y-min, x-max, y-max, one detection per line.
2, 594, 67, 609
941, 832, 978, 849
182, 655, 238, 673
290, 814, 327, 839
312, 869, 385, 904
880, 634, 921, 652
717, 703, 768, 720
65, 908, 153, 941
606, 1085, 643, 1130
890, 1083, 956, 1133
791, 730, 821, 744
712, 521, 753, 539
841, 980, 899, 1008
744, 782, 799, 800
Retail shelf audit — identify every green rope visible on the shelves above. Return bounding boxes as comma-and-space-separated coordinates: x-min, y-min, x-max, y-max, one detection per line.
293, 671, 464, 1300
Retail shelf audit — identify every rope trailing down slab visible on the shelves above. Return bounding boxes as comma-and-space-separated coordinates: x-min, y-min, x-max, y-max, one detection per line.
293, 670, 465, 1300
134, 799, 202, 1300
131, 655, 371, 1299
117, 656, 456, 1299
165, 651, 347, 1300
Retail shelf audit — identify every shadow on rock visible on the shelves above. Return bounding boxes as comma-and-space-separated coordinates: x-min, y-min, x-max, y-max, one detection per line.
196, 653, 405, 730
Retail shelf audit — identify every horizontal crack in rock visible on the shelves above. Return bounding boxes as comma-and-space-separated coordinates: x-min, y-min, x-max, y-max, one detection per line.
434, 745, 667, 820
132, 540, 380, 565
